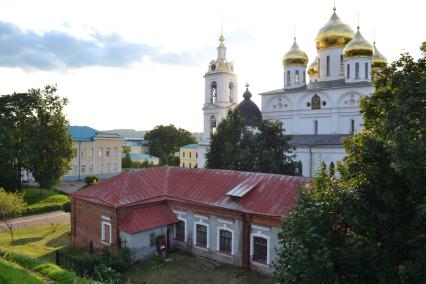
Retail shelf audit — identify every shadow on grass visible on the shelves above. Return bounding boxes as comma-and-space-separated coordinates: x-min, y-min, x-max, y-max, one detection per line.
12, 237, 43, 246
45, 231, 70, 248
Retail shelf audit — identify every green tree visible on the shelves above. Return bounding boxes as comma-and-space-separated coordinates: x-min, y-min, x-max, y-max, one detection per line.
144, 125, 196, 165
274, 44, 426, 283
122, 152, 132, 169
0, 188, 27, 242
206, 109, 297, 175
0, 86, 72, 191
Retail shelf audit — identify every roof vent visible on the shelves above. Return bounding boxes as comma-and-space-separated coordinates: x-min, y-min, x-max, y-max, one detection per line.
226, 178, 261, 199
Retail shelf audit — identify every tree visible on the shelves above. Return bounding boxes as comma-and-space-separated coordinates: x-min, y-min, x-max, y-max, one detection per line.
0, 85, 72, 191
206, 109, 297, 175
274, 44, 426, 283
0, 188, 26, 242
144, 125, 196, 165
122, 152, 132, 169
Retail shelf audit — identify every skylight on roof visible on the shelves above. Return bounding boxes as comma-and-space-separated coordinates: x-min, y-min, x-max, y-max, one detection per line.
226, 179, 261, 198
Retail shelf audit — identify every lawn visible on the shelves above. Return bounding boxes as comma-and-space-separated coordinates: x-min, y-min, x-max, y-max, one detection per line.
124, 253, 273, 284
0, 258, 45, 284
0, 222, 70, 261
22, 186, 70, 215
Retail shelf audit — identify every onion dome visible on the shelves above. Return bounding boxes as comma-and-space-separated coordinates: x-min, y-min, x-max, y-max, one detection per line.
282, 38, 309, 68
372, 42, 387, 68
236, 83, 262, 127
307, 56, 318, 76
343, 27, 373, 58
316, 8, 354, 50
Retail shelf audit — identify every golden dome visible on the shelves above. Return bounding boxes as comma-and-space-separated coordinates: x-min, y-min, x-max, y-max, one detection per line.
343, 27, 373, 58
372, 43, 387, 68
316, 9, 355, 50
282, 38, 309, 68
307, 57, 318, 76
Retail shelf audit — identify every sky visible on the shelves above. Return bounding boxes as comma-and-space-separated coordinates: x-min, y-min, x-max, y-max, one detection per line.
0, 0, 424, 132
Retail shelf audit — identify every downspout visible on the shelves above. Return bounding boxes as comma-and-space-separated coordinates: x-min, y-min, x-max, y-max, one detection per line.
242, 213, 251, 270
309, 145, 313, 177
78, 141, 81, 180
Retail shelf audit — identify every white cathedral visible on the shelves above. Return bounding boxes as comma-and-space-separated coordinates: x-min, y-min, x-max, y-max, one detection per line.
197, 7, 387, 177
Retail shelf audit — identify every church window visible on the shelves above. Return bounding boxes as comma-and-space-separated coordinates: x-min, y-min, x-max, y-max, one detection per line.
295, 70, 300, 84
350, 119, 355, 133
210, 115, 217, 135
311, 94, 321, 109
364, 63, 368, 79
286, 71, 291, 86
355, 63, 360, 79
314, 120, 318, 134
303, 71, 306, 83
340, 55, 344, 75
347, 64, 350, 78
329, 162, 335, 176
229, 82, 234, 103
326, 56, 330, 76
211, 81, 217, 103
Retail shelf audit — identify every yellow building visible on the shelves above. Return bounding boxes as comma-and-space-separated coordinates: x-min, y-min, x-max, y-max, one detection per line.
180, 144, 198, 168
124, 139, 150, 155
64, 126, 123, 181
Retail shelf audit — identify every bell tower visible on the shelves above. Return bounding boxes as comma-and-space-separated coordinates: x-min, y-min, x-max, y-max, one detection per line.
197, 34, 238, 168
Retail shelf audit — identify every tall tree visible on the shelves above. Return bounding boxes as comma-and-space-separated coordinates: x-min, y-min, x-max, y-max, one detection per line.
274, 43, 426, 283
206, 109, 297, 175
144, 125, 196, 166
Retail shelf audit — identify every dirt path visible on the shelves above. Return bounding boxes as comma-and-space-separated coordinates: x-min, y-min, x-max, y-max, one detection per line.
0, 211, 70, 232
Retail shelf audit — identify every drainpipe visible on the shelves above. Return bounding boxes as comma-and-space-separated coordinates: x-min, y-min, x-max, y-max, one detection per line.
242, 213, 251, 270
78, 141, 81, 180
309, 145, 313, 177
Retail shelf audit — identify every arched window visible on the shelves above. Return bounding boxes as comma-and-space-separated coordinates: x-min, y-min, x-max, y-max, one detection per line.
286, 71, 291, 85
229, 82, 234, 103
211, 81, 217, 103
350, 119, 355, 133
311, 94, 321, 109
314, 120, 318, 134
303, 71, 306, 83
355, 62, 360, 79
364, 63, 368, 79
210, 115, 217, 135
329, 162, 335, 176
347, 64, 350, 78
340, 55, 344, 75
295, 70, 300, 84
326, 55, 330, 76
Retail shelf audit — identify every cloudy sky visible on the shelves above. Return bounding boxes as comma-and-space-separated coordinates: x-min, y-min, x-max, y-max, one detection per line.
0, 0, 424, 132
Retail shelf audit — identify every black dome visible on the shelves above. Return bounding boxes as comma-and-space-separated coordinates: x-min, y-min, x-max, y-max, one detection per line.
236, 85, 262, 127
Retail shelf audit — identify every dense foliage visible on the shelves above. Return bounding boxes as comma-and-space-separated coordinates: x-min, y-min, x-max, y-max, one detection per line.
206, 109, 297, 175
144, 124, 196, 166
0, 188, 27, 241
0, 85, 73, 191
274, 44, 426, 283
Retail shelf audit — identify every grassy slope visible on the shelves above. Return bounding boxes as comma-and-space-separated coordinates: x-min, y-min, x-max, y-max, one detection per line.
23, 186, 69, 215
0, 222, 70, 261
0, 258, 45, 284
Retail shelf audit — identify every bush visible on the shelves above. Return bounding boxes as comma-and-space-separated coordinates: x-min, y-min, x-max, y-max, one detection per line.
62, 201, 71, 213
84, 176, 99, 186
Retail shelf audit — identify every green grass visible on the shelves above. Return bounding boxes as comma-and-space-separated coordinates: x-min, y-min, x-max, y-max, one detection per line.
124, 253, 273, 284
22, 186, 70, 215
0, 222, 70, 261
0, 258, 45, 284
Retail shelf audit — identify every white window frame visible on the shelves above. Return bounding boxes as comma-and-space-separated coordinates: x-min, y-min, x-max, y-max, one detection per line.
193, 220, 209, 249
174, 216, 187, 242
216, 226, 234, 256
101, 216, 112, 245
250, 229, 271, 265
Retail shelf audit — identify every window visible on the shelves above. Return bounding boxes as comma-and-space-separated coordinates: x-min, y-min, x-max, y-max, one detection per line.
318, 58, 320, 77
196, 152, 198, 158
229, 82, 234, 103
81, 148, 86, 157
295, 70, 299, 84
303, 71, 306, 83
347, 64, 350, 78
326, 55, 330, 76
314, 120, 318, 134
355, 62, 360, 79
98, 148, 103, 157
150, 233, 156, 247
81, 165, 86, 175
286, 71, 291, 85
195, 224, 207, 248
211, 81, 217, 103
219, 229, 232, 254
73, 148, 77, 158
210, 115, 217, 135
101, 219, 112, 244
189, 152, 192, 158
340, 54, 344, 75
194, 164, 198, 168
350, 119, 355, 133
106, 148, 110, 157
175, 221, 185, 241
113, 147, 119, 158
311, 94, 321, 109
183, 152, 185, 158
73, 165, 78, 174
253, 237, 268, 263
89, 165, 93, 173
365, 62, 368, 79
189, 163, 192, 168
113, 163, 118, 172
182, 162, 185, 167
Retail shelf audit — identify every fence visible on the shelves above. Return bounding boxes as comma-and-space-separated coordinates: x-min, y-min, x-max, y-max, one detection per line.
55, 240, 128, 276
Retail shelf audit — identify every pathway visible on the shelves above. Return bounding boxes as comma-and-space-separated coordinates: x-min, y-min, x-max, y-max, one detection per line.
0, 211, 70, 232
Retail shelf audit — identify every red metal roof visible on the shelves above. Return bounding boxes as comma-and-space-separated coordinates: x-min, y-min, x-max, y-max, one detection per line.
119, 205, 179, 234
72, 167, 310, 219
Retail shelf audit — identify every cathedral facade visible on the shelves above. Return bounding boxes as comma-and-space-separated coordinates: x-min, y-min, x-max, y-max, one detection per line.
198, 7, 387, 177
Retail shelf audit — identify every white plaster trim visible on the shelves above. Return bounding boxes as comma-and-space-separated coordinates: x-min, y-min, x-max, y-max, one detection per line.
216, 227, 235, 256
193, 221, 209, 249
101, 221, 112, 244
101, 215, 111, 221
194, 214, 208, 220
250, 231, 270, 265
251, 224, 270, 232
217, 218, 233, 225
172, 210, 186, 216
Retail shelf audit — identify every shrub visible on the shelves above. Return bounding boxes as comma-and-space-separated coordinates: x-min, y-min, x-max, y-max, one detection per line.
62, 201, 71, 213
84, 176, 99, 186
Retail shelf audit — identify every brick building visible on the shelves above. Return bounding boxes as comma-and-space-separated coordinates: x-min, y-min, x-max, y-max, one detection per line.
71, 166, 308, 273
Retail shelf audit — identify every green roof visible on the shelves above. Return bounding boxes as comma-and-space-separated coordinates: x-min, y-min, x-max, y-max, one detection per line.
181, 144, 198, 149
